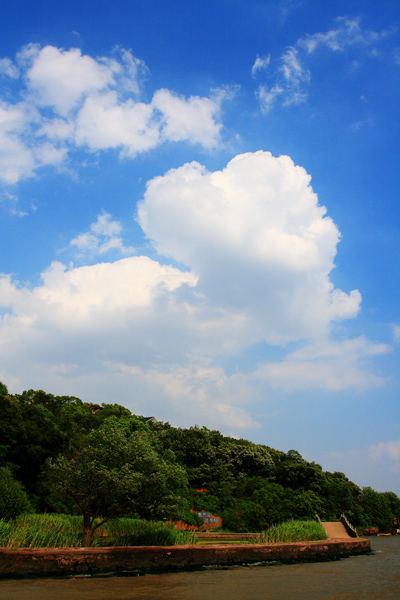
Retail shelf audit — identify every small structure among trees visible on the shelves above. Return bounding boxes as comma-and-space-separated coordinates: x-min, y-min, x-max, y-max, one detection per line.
196, 510, 222, 531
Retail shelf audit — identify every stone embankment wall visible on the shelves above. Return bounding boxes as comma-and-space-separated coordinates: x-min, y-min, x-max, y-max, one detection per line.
0, 539, 370, 578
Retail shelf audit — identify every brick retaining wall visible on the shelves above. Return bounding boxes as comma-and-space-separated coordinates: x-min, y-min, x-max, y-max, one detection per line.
0, 538, 370, 578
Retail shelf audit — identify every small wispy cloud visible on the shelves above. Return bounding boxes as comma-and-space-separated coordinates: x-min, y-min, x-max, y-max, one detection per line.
257, 84, 284, 113
9, 208, 28, 217
298, 16, 395, 54
0, 57, 19, 79
278, 1, 305, 24
70, 211, 135, 257
1, 190, 28, 216
279, 47, 310, 105
256, 48, 309, 112
369, 440, 400, 462
251, 55, 271, 77
254, 16, 396, 113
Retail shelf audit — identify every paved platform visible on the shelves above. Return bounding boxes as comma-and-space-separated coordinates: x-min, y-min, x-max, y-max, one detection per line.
321, 522, 351, 539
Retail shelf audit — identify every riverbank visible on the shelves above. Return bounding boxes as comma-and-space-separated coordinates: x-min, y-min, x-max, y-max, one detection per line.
0, 538, 370, 579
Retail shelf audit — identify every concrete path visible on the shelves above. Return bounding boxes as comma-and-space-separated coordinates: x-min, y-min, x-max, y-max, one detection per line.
321, 522, 351, 539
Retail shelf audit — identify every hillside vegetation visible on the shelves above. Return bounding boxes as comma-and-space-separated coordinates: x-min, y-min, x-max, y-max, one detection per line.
0, 381, 399, 535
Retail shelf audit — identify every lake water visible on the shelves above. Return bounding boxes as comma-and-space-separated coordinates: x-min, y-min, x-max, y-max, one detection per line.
1, 536, 399, 600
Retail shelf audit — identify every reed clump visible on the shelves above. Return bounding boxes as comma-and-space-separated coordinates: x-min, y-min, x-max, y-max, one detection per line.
0, 514, 83, 548
259, 520, 328, 543
0, 514, 197, 548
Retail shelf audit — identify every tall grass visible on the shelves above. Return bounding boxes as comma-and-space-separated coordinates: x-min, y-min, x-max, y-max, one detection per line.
260, 520, 328, 543
95, 517, 135, 538
0, 514, 197, 548
0, 514, 83, 548
105, 520, 197, 546
0, 520, 13, 543
174, 529, 198, 546
0, 515, 326, 548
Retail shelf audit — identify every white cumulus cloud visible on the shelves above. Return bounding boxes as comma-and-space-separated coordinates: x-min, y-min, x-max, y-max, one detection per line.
152, 88, 224, 149
110, 362, 260, 430
25, 45, 120, 116
74, 92, 160, 155
0, 100, 66, 184
0, 151, 390, 431
0, 45, 228, 185
138, 151, 360, 343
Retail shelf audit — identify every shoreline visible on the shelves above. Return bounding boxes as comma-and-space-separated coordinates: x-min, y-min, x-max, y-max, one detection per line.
0, 538, 371, 579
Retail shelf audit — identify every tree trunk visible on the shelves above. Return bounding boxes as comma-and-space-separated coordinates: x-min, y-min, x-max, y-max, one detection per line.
82, 513, 93, 547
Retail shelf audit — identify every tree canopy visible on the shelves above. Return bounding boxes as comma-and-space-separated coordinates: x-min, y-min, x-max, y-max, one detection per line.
45, 417, 188, 545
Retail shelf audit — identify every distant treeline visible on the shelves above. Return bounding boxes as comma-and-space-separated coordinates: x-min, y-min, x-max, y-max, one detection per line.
0, 381, 399, 532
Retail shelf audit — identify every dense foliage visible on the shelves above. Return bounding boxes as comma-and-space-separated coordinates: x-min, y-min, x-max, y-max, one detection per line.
0, 381, 399, 533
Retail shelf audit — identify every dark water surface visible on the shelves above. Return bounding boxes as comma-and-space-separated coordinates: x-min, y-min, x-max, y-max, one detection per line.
1, 536, 399, 600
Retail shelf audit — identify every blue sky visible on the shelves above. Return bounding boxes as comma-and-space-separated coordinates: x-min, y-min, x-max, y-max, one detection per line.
0, 0, 399, 494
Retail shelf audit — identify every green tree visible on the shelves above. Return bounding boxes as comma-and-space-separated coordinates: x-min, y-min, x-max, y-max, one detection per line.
318, 471, 360, 521
249, 480, 296, 525
383, 491, 400, 527
275, 451, 324, 491
0, 466, 32, 521
358, 487, 396, 531
44, 417, 189, 546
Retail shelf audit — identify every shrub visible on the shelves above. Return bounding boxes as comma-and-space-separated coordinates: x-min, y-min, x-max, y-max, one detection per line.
99, 519, 197, 546
0, 467, 32, 521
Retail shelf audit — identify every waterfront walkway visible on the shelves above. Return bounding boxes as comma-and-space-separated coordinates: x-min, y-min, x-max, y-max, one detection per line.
0, 538, 370, 578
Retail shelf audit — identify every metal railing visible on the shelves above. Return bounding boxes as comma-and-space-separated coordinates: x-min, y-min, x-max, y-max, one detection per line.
316, 513, 358, 538
315, 514, 328, 536
340, 513, 358, 538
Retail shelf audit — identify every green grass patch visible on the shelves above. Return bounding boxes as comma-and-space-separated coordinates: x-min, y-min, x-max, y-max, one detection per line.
260, 520, 328, 543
